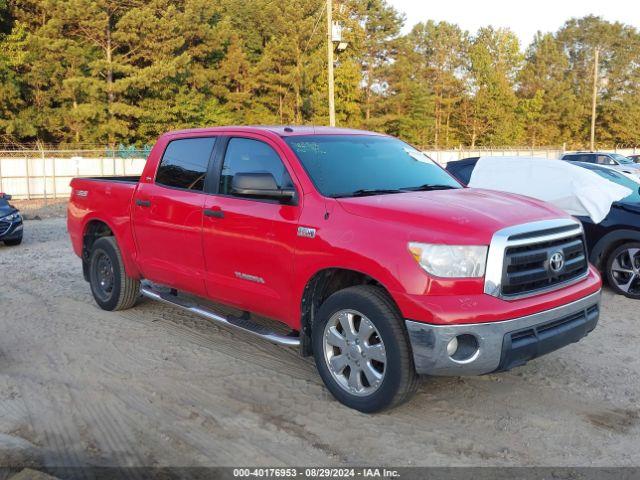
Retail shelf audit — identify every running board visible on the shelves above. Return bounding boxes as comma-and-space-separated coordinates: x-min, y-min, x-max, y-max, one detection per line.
140, 285, 300, 347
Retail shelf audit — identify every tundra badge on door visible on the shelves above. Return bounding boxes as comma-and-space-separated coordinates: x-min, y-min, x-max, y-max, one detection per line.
297, 226, 316, 239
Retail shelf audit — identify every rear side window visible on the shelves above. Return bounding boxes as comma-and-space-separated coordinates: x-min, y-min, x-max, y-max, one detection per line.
564, 154, 594, 163
597, 155, 615, 165
219, 138, 293, 196
156, 137, 216, 191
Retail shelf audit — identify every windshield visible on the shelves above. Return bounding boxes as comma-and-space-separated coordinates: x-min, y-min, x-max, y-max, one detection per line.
588, 167, 640, 203
284, 135, 461, 197
611, 153, 634, 164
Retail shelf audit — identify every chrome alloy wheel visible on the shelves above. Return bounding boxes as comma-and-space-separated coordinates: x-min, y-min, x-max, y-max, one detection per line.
611, 247, 640, 295
323, 309, 387, 397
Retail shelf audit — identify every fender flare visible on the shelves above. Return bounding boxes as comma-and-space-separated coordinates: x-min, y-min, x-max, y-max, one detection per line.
81, 216, 142, 280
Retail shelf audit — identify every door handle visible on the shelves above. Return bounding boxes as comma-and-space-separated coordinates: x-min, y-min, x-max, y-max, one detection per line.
204, 208, 224, 218
136, 199, 151, 208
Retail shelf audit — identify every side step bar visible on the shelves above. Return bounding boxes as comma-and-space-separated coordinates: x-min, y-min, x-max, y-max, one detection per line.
140, 285, 300, 347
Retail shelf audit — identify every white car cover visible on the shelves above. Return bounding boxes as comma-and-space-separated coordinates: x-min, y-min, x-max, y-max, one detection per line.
467, 156, 632, 224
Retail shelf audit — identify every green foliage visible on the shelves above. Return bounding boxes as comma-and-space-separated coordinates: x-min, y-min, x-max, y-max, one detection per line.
0, 2, 639, 148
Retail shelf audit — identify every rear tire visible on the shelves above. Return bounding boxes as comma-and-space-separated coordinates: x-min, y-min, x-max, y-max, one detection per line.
312, 285, 418, 413
605, 242, 640, 299
89, 236, 140, 311
4, 236, 22, 246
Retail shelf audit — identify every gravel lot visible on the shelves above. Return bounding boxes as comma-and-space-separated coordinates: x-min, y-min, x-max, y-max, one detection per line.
0, 216, 639, 468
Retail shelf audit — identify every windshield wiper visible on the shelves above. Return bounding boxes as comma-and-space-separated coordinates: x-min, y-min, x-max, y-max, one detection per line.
332, 188, 404, 198
400, 184, 458, 192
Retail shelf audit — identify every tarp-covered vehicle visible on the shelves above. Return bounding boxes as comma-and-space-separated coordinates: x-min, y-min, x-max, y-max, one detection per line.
0, 193, 23, 246
446, 156, 640, 299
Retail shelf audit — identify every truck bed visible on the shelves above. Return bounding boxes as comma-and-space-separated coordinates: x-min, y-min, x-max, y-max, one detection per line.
67, 176, 140, 264
81, 175, 141, 183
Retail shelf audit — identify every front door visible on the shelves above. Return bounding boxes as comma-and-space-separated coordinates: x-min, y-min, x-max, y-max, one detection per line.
202, 136, 301, 325
132, 136, 217, 296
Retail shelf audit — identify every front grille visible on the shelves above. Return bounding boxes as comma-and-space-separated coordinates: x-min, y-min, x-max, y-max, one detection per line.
501, 232, 588, 297
0, 220, 11, 236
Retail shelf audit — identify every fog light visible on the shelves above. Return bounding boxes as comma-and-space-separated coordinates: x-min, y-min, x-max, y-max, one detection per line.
446, 337, 459, 356
448, 334, 479, 363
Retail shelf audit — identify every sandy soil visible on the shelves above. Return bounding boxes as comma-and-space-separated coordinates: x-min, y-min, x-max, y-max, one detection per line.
0, 217, 639, 468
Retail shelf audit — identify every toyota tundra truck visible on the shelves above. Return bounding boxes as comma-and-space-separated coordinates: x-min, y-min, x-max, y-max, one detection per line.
67, 126, 602, 412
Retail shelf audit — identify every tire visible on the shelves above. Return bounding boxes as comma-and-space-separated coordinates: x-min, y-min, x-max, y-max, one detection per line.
4, 236, 22, 246
312, 285, 418, 413
89, 236, 140, 311
605, 242, 640, 299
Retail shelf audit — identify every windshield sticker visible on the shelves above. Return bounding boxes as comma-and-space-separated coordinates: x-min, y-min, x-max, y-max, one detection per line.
404, 148, 435, 165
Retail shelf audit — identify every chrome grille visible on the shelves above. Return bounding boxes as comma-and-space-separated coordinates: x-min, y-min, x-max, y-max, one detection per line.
484, 219, 588, 300
502, 234, 588, 297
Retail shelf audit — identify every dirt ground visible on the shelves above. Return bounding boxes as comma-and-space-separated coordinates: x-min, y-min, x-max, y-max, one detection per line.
0, 216, 639, 469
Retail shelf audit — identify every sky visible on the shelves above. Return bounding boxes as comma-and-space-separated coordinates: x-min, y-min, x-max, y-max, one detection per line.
388, 0, 640, 49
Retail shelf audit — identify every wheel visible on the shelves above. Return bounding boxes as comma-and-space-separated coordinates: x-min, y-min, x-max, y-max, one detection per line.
312, 285, 418, 413
4, 236, 22, 246
605, 242, 640, 299
89, 236, 140, 311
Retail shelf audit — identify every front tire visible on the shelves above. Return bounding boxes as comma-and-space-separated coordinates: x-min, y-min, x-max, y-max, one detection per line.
605, 242, 640, 299
312, 285, 418, 413
89, 236, 140, 311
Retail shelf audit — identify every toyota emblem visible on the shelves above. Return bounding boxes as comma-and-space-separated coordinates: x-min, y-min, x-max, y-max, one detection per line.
549, 251, 565, 273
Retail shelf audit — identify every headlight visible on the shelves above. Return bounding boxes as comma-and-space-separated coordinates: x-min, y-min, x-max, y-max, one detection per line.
2, 212, 21, 222
408, 243, 488, 278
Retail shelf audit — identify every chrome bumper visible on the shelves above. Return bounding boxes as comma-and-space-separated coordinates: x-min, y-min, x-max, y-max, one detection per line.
405, 290, 601, 376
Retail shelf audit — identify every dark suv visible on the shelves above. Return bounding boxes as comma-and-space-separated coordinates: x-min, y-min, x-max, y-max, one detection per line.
0, 193, 23, 246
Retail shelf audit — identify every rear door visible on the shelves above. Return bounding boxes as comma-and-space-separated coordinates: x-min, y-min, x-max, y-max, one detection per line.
201, 135, 301, 325
132, 136, 217, 296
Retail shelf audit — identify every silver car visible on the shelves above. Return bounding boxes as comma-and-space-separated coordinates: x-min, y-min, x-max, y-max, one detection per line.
562, 152, 640, 177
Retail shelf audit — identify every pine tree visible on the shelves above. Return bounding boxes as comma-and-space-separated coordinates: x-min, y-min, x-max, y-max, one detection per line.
464, 27, 523, 146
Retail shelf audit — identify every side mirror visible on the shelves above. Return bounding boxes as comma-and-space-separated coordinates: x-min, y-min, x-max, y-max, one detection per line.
231, 172, 296, 201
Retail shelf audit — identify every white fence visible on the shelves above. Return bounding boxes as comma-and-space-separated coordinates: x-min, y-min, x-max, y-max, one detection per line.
0, 154, 147, 199
1, 147, 639, 200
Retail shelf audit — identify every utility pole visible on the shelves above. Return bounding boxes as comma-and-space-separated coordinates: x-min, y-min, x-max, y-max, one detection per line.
326, 0, 336, 127
590, 48, 599, 152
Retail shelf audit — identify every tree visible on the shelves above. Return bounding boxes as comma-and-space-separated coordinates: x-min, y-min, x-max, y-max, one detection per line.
351, 0, 403, 122
404, 21, 468, 147
517, 32, 578, 146
557, 16, 640, 146
463, 27, 523, 146
2, 3, 640, 149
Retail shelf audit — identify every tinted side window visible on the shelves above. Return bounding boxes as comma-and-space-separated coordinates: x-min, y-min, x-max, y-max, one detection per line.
580, 154, 596, 163
156, 137, 216, 191
219, 138, 292, 195
563, 154, 579, 161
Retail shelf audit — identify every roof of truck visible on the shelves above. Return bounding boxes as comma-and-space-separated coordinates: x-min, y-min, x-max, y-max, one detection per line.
164, 125, 387, 138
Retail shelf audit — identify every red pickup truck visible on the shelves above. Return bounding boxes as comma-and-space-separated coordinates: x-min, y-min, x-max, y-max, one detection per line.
68, 126, 602, 412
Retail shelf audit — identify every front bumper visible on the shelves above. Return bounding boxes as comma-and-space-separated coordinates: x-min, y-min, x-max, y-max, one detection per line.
0, 221, 23, 240
405, 290, 600, 376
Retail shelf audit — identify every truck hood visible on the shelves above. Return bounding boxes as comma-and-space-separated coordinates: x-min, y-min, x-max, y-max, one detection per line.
336, 188, 569, 244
